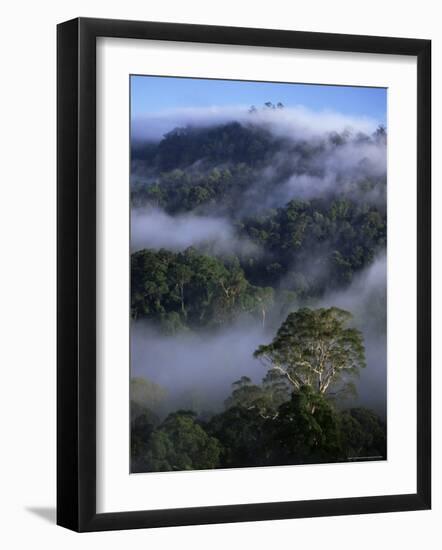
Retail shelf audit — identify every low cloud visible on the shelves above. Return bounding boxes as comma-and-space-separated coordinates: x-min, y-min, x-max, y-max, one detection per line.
130, 255, 387, 418
132, 104, 386, 215
242, 137, 386, 210
131, 320, 268, 415
318, 254, 387, 416
132, 104, 381, 143
131, 207, 259, 256
130, 103, 387, 419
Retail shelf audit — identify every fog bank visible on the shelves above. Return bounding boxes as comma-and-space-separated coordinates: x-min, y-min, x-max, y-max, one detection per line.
131, 320, 268, 415
132, 105, 381, 142
131, 207, 259, 256
131, 255, 387, 418
318, 254, 387, 417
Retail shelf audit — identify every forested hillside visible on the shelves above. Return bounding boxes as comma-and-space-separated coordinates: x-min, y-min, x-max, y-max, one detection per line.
130, 107, 387, 473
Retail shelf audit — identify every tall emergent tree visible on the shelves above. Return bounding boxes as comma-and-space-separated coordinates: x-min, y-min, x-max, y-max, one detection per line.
254, 307, 366, 396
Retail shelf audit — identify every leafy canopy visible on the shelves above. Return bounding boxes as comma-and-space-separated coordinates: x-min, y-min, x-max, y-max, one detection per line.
141, 411, 222, 472
131, 247, 273, 331
254, 307, 366, 396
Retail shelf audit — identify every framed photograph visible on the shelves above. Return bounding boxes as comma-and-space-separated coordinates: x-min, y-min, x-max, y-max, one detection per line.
57, 17, 431, 532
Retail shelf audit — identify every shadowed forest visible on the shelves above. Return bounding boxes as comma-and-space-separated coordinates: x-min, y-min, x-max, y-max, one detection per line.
130, 92, 387, 473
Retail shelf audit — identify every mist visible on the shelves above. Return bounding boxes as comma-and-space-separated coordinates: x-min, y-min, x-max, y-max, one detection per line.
131, 319, 268, 416
132, 104, 381, 143
239, 134, 386, 214
318, 254, 387, 417
131, 255, 386, 418
130, 103, 387, 419
132, 105, 386, 221
283, 140, 385, 199
131, 207, 259, 256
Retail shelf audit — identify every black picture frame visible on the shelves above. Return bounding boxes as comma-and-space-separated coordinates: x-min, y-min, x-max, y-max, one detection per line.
57, 17, 431, 532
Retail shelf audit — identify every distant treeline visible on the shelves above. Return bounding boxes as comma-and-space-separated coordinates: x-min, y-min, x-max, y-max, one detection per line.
132, 123, 386, 216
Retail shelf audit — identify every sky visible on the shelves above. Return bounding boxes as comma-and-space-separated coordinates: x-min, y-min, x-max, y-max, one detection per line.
131, 75, 387, 129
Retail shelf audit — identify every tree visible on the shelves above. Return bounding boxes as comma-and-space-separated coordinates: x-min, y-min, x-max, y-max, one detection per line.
206, 405, 269, 467
254, 307, 366, 397
169, 261, 192, 318
340, 407, 386, 459
374, 125, 387, 144
270, 386, 342, 464
224, 376, 265, 410
142, 411, 222, 471
243, 285, 274, 328
131, 247, 275, 331
130, 401, 160, 473
224, 375, 290, 419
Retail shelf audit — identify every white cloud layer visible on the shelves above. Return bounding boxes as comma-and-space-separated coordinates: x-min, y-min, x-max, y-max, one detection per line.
131, 207, 258, 255
132, 105, 381, 142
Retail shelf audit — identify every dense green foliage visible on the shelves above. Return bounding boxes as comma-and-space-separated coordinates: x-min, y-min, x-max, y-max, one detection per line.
240, 198, 386, 290
131, 218, 384, 331
132, 121, 386, 218
133, 410, 222, 472
132, 120, 386, 297
267, 387, 342, 464
131, 163, 252, 213
131, 247, 273, 330
130, 116, 387, 472
131, 384, 386, 472
130, 307, 385, 472
130, 401, 159, 473
340, 407, 387, 459
132, 122, 282, 171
